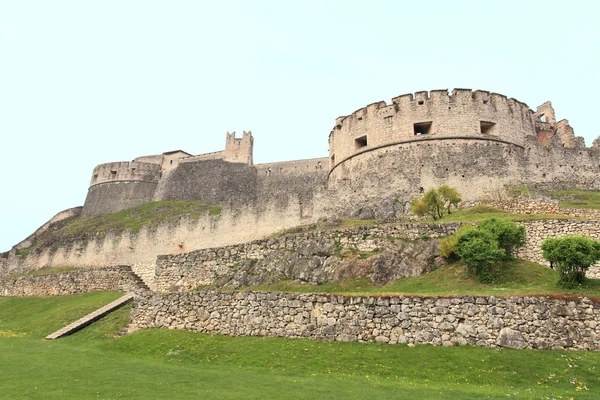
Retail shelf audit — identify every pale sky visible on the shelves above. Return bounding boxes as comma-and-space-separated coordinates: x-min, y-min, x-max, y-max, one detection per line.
1, 0, 599, 251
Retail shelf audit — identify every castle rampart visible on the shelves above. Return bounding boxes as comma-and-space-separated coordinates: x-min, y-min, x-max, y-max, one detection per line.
329, 89, 536, 171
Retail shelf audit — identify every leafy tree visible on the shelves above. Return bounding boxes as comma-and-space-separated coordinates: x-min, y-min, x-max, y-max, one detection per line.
455, 229, 505, 282
410, 185, 462, 220
477, 218, 526, 259
541, 235, 600, 287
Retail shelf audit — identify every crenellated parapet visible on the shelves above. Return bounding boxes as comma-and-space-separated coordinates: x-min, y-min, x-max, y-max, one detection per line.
329, 89, 536, 170
89, 161, 161, 187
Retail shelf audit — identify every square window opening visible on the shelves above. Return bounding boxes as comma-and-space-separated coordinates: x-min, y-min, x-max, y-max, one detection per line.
413, 122, 432, 136
480, 121, 496, 134
354, 135, 368, 149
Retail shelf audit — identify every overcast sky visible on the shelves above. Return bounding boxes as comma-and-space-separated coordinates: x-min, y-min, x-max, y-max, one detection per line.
1, 0, 599, 251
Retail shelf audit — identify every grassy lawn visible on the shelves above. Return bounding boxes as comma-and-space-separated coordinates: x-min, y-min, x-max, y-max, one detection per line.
540, 189, 600, 210
435, 205, 577, 223
1, 293, 599, 399
246, 260, 600, 299
17, 200, 222, 255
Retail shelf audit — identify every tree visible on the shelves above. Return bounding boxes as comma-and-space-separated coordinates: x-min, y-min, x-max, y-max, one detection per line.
541, 235, 600, 287
455, 229, 505, 282
410, 185, 462, 220
477, 218, 526, 259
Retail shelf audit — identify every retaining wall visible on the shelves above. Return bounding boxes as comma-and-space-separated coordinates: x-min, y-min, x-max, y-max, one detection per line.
0, 266, 142, 297
131, 291, 600, 351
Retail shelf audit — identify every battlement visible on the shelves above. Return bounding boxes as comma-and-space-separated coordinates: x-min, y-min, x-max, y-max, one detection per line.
329, 89, 537, 171
224, 131, 254, 165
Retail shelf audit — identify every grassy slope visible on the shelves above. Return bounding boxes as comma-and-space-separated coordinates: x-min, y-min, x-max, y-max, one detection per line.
541, 189, 600, 210
17, 200, 222, 255
247, 260, 600, 298
0, 293, 599, 399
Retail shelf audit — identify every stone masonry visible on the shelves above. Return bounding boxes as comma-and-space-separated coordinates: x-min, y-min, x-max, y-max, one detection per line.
131, 291, 600, 351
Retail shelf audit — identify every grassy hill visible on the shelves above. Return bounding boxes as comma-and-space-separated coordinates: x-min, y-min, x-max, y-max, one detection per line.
1, 292, 599, 399
16, 200, 221, 256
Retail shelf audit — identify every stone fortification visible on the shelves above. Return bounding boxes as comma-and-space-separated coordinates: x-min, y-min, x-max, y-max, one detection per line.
154, 223, 458, 292
76, 89, 600, 223
329, 89, 535, 170
0, 266, 145, 297
82, 161, 162, 217
327, 90, 600, 219
0, 205, 330, 288
131, 291, 600, 351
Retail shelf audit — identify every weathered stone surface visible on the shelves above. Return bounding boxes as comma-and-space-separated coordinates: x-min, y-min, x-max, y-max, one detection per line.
131, 291, 600, 351
497, 328, 526, 349
0, 266, 146, 296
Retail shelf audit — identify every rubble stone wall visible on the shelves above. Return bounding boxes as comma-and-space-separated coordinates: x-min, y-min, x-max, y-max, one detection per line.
131, 291, 600, 351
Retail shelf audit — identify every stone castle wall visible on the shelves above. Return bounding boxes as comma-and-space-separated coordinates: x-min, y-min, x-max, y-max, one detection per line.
154, 223, 458, 292
329, 89, 535, 170
0, 204, 328, 288
131, 291, 600, 351
82, 161, 162, 217
0, 266, 141, 296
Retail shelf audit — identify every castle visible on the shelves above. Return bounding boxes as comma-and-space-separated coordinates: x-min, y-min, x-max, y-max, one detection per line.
2, 88, 600, 282
81, 88, 600, 220
3, 89, 600, 351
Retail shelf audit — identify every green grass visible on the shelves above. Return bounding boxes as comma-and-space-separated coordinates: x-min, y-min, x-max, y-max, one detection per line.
434, 205, 577, 223
5, 266, 80, 279
541, 189, 600, 210
22, 200, 221, 255
267, 218, 379, 239
246, 260, 600, 298
1, 293, 599, 399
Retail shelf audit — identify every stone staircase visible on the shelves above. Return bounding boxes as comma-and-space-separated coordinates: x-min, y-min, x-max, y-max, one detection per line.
45, 293, 134, 340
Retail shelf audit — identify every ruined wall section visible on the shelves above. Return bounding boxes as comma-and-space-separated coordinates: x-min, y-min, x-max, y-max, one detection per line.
82, 161, 162, 217
524, 136, 600, 190
329, 89, 535, 170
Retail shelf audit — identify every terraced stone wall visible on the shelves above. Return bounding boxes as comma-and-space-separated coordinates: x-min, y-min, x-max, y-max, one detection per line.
131, 291, 600, 351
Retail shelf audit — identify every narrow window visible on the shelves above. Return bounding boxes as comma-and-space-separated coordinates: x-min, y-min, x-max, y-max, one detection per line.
384, 116, 392, 127
413, 122, 432, 136
170, 160, 173, 165
110, 171, 117, 179
354, 135, 368, 149
330, 154, 335, 165
480, 121, 496, 134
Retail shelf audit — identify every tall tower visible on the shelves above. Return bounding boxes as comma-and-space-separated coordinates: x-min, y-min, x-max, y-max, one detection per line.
224, 131, 254, 165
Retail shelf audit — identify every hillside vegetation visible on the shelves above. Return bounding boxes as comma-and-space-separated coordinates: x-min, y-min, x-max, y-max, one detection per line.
1, 293, 599, 399
16, 200, 221, 256
540, 189, 600, 210
245, 259, 600, 299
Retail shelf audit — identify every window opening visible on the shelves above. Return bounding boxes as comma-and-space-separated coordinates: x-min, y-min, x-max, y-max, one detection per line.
354, 135, 368, 149
413, 122, 432, 136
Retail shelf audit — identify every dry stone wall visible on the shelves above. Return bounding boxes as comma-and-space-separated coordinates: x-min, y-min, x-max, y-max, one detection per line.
518, 220, 600, 278
131, 291, 600, 351
154, 223, 459, 292
0, 266, 143, 297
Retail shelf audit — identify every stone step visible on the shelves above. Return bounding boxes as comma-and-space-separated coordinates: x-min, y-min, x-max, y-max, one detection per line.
45, 293, 134, 340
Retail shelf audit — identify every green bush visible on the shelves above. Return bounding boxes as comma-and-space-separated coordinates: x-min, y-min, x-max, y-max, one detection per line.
455, 229, 505, 282
410, 185, 462, 220
477, 218, 525, 259
439, 225, 475, 259
541, 235, 600, 288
